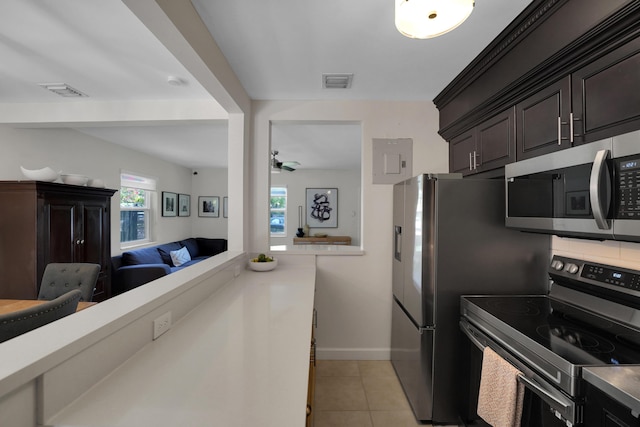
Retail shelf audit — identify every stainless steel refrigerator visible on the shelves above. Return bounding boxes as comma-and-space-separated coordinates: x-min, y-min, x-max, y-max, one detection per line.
391, 174, 549, 423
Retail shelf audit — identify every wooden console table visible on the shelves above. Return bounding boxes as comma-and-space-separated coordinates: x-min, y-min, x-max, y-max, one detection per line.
293, 236, 351, 245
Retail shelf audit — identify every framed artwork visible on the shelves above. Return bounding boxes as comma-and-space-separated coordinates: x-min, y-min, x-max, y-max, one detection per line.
306, 188, 338, 228
198, 196, 220, 217
223, 196, 228, 218
178, 194, 191, 217
162, 192, 177, 217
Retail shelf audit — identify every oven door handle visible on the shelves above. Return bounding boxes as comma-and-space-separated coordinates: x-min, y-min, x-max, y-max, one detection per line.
517, 374, 571, 413
463, 324, 569, 404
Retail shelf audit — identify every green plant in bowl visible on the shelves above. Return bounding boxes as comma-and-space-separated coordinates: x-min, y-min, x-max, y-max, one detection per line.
248, 253, 278, 271
251, 253, 274, 262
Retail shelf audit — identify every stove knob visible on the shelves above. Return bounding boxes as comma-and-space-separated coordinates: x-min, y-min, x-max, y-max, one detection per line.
551, 260, 564, 271
565, 263, 579, 274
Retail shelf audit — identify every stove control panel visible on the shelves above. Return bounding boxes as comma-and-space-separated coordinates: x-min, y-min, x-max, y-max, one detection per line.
550, 256, 640, 296
581, 263, 640, 291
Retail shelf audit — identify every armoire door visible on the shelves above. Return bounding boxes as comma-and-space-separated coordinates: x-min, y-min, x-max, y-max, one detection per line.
44, 201, 76, 263
80, 202, 110, 300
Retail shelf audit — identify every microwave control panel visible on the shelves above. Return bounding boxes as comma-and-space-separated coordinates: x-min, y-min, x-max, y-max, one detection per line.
616, 155, 640, 219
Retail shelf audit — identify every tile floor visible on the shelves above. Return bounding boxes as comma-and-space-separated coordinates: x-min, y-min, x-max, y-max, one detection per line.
313, 360, 429, 427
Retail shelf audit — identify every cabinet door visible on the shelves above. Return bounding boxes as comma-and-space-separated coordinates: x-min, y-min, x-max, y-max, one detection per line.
449, 130, 476, 176
584, 383, 640, 427
516, 76, 572, 160
572, 35, 640, 144
477, 107, 515, 172
44, 201, 77, 264
79, 202, 110, 300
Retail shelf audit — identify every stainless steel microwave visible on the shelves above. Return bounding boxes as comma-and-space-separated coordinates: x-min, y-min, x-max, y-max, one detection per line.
505, 131, 640, 242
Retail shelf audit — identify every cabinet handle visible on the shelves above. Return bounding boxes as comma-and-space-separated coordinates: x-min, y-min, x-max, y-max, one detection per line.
558, 117, 571, 144
569, 112, 574, 144
560, 112, 579, 144
468, 151, 479, 170
80, 239, 85, 244
572, 113, 582, 141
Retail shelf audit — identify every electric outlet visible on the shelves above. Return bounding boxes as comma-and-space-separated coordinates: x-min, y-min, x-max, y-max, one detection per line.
153, 311, 172, 340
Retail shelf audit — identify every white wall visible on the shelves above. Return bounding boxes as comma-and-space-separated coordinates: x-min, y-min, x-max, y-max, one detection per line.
270, 169, 361, 246
251, 100, 449, 359
551, 236, 640, 270
0, 124, 216, 255
190, 168, 228, 239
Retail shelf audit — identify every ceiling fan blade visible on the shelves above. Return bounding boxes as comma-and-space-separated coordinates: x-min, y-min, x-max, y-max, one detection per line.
281, 164, 296, 171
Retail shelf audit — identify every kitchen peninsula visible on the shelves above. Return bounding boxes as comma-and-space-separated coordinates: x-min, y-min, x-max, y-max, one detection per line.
0, 253, 316, 427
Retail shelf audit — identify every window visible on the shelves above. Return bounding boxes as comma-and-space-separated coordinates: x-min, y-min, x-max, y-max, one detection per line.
270, 187, 287, 236
120, 172, 156, 246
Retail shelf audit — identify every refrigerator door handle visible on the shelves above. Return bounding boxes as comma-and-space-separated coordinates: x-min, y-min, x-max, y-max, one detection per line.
394, 226, 402, 261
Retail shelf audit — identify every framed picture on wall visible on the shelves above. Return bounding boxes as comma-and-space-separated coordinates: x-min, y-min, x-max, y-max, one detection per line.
162, 192, 177, 217
178, 194, 190, 217
198, 196, 219, 217
306, 188, 338, 228
223, 196, 228, 218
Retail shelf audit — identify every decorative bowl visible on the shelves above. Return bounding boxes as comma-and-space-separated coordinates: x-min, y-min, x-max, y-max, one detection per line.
248, 258, 278, 272
20, 166, 59, 182
61, 174, 89, 186
314, 233, 328, 238
88, 178, 105, 188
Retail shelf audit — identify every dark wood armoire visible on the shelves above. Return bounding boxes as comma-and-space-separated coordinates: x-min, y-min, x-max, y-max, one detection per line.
0, 181, 117, 301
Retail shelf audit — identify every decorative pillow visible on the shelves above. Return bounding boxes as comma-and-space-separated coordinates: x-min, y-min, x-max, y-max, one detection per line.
170, 246, 191, 267
157, 242, 183, 266
179, 238, 200, 258
122, 247, 164, 266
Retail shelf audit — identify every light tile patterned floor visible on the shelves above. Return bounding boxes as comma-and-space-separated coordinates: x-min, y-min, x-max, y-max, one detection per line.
313, 360, 430, 427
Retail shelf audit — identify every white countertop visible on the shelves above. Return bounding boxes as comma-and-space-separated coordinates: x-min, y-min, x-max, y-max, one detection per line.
49, 262, 316, 427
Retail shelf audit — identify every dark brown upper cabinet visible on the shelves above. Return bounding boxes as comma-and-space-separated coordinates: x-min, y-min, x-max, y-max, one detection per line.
516, 77, 572, 160
450, 108, 516, 176
436, 0, 640, 175
572, 35, 640, 144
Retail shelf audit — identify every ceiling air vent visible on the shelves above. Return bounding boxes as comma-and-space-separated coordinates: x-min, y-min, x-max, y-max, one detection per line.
39, 83, 88, 98
322, 73, 353, 89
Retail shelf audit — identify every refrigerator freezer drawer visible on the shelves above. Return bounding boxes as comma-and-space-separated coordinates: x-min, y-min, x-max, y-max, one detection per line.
391, 298, 434, 421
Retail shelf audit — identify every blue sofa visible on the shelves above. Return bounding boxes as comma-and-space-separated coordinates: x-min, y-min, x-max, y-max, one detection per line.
111, 238, 227, 295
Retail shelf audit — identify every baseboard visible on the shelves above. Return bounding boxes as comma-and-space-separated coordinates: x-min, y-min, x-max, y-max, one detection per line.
316, 347, 390, 360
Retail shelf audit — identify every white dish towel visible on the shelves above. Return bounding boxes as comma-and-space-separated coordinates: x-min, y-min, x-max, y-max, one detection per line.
477, 346, 525, 427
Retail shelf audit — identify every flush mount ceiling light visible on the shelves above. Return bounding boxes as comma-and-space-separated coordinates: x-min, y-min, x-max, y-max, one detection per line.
395, 0, 475, 39
38, 83, 88, 97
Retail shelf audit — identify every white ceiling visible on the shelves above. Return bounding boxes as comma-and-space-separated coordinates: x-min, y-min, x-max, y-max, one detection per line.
192, 0, 532, 101
0, 0, 532, 170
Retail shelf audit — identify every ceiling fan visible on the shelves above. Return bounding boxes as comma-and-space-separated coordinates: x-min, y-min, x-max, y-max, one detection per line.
271, 150, 300, 172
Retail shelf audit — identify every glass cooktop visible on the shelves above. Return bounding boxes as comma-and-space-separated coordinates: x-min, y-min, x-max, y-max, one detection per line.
464, 295, 640, 366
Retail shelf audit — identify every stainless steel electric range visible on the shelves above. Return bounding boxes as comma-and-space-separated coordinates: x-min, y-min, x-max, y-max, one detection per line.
460, 255, 640, 427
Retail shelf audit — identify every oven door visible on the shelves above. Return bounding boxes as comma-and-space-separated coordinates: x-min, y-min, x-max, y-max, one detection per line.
460, 318, 581, 426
